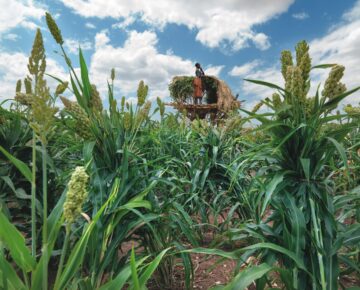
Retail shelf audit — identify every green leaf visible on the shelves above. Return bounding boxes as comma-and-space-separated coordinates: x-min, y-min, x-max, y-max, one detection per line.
98, 257, 148, 290
311, 64, 337, 69
0, 146, 32, 182
327, 137, 348, 171
79, 48, 92, 108
217, 263, 272, 290
300, 158, 310, 181
261, 172, 284, 216
130, 247, 141, 290
31, 193, 65, 289
183, 247, 240, 260
242, 243, 307, 271
70, 74, 85, 109
0, 254, 26, 290
244, 79, 285, 92
322, 86, 360, 112
57, 179, 120, 289
0, 211, 36, 272
138, 248, 171, 287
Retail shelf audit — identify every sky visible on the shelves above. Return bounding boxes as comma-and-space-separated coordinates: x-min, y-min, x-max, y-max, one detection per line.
0, 0, 360, 110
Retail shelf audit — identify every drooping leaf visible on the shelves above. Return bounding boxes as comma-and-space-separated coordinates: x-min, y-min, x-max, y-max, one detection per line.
0, 146, 32, 182
0, 211, 36, 272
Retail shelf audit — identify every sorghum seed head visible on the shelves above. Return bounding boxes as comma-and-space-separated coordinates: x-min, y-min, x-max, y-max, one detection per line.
63, 166, 89, 224
137, 80, 148, 106
281, 50, 293, 80
45, 12, 64, 45
16, 80, 22, 93
55, 81, 68, 95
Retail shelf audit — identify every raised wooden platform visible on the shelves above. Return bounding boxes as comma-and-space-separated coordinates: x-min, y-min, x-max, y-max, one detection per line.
165, 102, 224, 121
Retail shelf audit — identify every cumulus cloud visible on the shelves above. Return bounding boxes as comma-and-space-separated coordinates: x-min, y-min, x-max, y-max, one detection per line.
229, 60, 262, 76
2, 33, 19, 41
205, 65, 224, 77
85, 22, 96, 29
0, 51, 67, 102
0, 0, 45, 38
232, 0, 360, 107
60, 0, 294, 51
89, 29, 223, 101
64, 38, 93, 54
310, 0, 360, 104
90, 30, 192, 100
292, 12, 309, 20
112, 16, 136, 30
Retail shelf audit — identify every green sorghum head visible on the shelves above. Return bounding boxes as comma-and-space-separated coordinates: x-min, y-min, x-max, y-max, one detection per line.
272, 93, 282, 109
89, 84, 103, 112
55, 81, 68, 95
121, 96, 125, 111
124, 112, 131, 130
111, 68, 115, 81
305, 96, 315, 117
28, 29, 46, 77
281, 50, 293, 80
15, 93, 33, 106
137, 80, 148, 106
296, 41, 311, 86
63, 166, 89, 224
60, 96, 92, 139
322, 65, 346, 99
344, 104, 360, 115
24, 77, 32, 94
16, 80, 22, 93
252, 102, 263, 113
157, 97, 165, 117
45, 12, 64, 45
285, 66, 304, 104
295, 40, 309, 66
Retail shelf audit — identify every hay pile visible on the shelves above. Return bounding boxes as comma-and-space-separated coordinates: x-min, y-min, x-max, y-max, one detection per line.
168, 76, 240, 112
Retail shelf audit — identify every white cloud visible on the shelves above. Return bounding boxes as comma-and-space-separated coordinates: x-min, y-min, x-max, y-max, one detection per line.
292, 12, 309, 20
310, 0, 360, 105
85, 22, 96, 29
205, 65, 224, 77
60, 0, 294, 51
112, 16, 136, 30
2, 33, 19, 41
90, 30, 192, 99
64, 38, 93, 54
232, 0, 360, 107
0, 51, 67, 102
241, 65, 283, 101
21, 21, 38, 30
229, 60, 262, 76
0, 0, 45, 38
89, 29, 222, 101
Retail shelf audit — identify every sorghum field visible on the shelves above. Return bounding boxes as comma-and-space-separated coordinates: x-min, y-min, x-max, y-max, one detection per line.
0, 12, 359, 290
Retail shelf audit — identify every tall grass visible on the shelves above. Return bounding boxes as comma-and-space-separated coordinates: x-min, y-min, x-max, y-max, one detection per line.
217, 41, 360, 289
0, 13, 359, 290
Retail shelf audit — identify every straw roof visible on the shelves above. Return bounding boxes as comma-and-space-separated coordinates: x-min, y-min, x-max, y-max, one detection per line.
168, 75, 240, 112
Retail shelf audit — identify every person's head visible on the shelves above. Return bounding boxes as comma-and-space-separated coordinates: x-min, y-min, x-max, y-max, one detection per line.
195, 63, 201, 68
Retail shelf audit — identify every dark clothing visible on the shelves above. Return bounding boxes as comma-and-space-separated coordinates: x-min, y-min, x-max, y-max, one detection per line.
195, 67, 205, 77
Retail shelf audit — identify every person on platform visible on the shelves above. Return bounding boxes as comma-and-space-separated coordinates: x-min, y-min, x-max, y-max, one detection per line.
193, 63, 205, 104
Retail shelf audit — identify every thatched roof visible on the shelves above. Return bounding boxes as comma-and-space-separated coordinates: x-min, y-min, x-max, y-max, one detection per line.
168, 75, 240, 112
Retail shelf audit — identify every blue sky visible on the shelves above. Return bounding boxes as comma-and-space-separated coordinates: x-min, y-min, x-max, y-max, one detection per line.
1, 0, 359, 109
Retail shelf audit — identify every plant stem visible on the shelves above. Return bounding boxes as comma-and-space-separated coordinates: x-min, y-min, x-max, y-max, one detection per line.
54, 225, 71, 290
42, 141, 48, 290
60, 46, 83, 91
310, 198, 326, 290
31, 132, 37, 257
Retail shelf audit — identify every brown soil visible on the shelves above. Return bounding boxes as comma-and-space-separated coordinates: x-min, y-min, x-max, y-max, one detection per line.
146, 253, 237, 290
